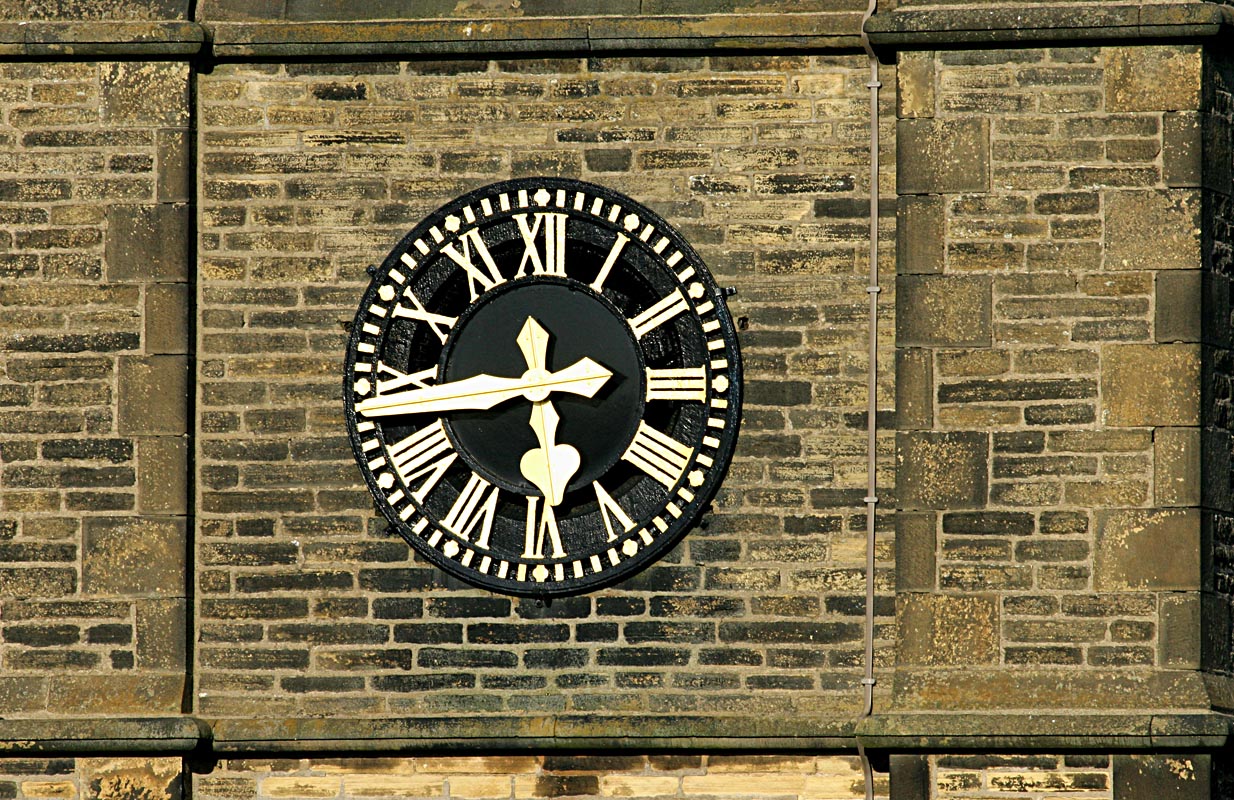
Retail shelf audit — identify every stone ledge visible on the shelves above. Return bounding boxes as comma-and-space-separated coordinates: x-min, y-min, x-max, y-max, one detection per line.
0, 718, 205, 755
205, 13, 864, 58
856, 711, 1231, 751
864, 2, 1233, 48
0, 22, 203, 55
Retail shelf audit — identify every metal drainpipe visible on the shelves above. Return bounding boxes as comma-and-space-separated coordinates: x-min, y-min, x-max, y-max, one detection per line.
857, 1, 881, 798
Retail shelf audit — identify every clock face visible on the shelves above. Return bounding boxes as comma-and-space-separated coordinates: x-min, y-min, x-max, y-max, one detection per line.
343, 178, 742, 597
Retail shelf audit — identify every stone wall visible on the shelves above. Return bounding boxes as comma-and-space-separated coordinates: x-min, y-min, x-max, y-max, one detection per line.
194, 53, 896, 722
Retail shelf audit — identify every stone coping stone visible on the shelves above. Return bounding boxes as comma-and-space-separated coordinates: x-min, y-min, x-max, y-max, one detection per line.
856, 711, 1231, 752
0, 717, 205, 754
0, 713, 1229, 754
864, 2, 1233, 47
205, 13, 864, 57
0, 21, 203, 55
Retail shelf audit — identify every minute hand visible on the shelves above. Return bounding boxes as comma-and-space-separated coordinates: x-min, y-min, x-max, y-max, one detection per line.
355, 357, 612, 418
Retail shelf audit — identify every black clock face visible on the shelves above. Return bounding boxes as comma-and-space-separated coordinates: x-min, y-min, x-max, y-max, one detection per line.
343, 178, 742, 597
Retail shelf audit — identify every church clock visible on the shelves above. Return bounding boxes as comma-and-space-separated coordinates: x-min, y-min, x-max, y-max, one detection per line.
343, 178, 742, 597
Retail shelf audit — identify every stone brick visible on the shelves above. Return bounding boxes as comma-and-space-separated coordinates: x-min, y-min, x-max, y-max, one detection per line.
1101, 344, 1200, 427
1095, 508, 1200, 591
1106, 190, 1201, 272
896, 348, 933, 430
1113, 755, 1210, 799
1160, 593, 1201, 669
1156, 270, 1201, 343
896, 118, 989, 194
117, 355, 188, 435
898, 593, 998, 666
83, 516, 186, 597
1105, 45, 1202, 112
897, 431, 988, 510
896, 275, 991, 347
137, 436, 188, 514
896, 512, 936, 593
146, 283, 190, 354
102, 62, 191, 127
896, 195, 944, 275
106, 204, 191, 282
896, 51, 935, 119
1155, 427, 1201, 507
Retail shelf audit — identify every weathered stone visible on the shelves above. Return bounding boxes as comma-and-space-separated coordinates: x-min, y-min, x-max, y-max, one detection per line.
897, 431, 988, 510
897, 275, 991, 347
146, 283, 190, 354
896, 512, 936, 593
1113, 755, 1210, 799
1106, 189, 1201, 271
102, 62, 191, 126
898, 594, 998, 666
896, 195, 944, 275
83, 516, 186, 596
137, 436, 188, 514
106, 204, 191, 282
1160, 593, 1201, 669
897, 118, 988, 194
896, 51, 935, 119
1105, 45, 1202, 112
1155, 427, 1200, 507
47, 674, 186, 715
896, 348, 933, 430
81, 757, 183, 800
118, 355, 188, 435
1156, 270, 1201, 344
1095, 508, 1199, 591
1163, 112, 1203, 188
1101, 344, 1200, 427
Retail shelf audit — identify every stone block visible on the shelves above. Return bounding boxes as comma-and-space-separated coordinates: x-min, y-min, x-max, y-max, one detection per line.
1160, 592, 1201, 668
1105, 45, 1202, 112
118, 355, 188, 435
1101, 344, 1200, 427
47, 674, 186, 715
137, 436, 188, 514
1163, 112, 1202, 188
1095, 508, 1200, 591
896, 51, 935, 119
83, 516, 186, 597
898, 593, 998, 666
146, 283, 190, 354
1156, 270, 1201, 343
896, 195, 944, 275
896, 275, 991, 347
1106, 190, 1201, 271
1113, 755, 1210, 799
80, 758, 183, 800
895, 512, 936, 592
137, 598, 187, 671
1155, 427, 1200, 507
889, 756, 930, 800
897, 118, 988, 194
1202, 428, 1233, 513
0, 677, 47, 713
157, 128, 191, 202
106, 204, 191, 282
896, 348, 933, 431
101, 62, 191, 127
897, 431, 988, 510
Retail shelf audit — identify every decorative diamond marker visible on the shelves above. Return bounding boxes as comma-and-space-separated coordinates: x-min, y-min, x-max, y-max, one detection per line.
378, 285, 395, 302
534, 188, 552, 206
444, 214, 461, 232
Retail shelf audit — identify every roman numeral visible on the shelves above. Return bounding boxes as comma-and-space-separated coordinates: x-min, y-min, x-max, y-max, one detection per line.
523, 496, 566, 559
441, 229, 504, 301
392, 287, 456, 344
375, 361, 435, 394
646, 366, 707, 402
442, 472, 498, 549
590, 232, 628, 293
628, 288, 689, 339
592, 480, 636, 542
387, 419, 456, 502
514, 212, 568, 277
622, 422, 694, 489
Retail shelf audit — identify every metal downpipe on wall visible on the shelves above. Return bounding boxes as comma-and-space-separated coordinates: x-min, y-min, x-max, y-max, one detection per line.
857, 0, 881, 797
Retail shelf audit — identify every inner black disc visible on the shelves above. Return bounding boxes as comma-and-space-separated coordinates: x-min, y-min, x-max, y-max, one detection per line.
441, 279, 645, 496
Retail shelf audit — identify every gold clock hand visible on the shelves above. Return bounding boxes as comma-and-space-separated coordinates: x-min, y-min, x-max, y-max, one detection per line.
520, 400, 580, 507
355, 357, 614, 418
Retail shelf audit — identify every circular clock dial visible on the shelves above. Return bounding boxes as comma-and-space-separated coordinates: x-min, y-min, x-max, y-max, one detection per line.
344, 178, 742, 597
